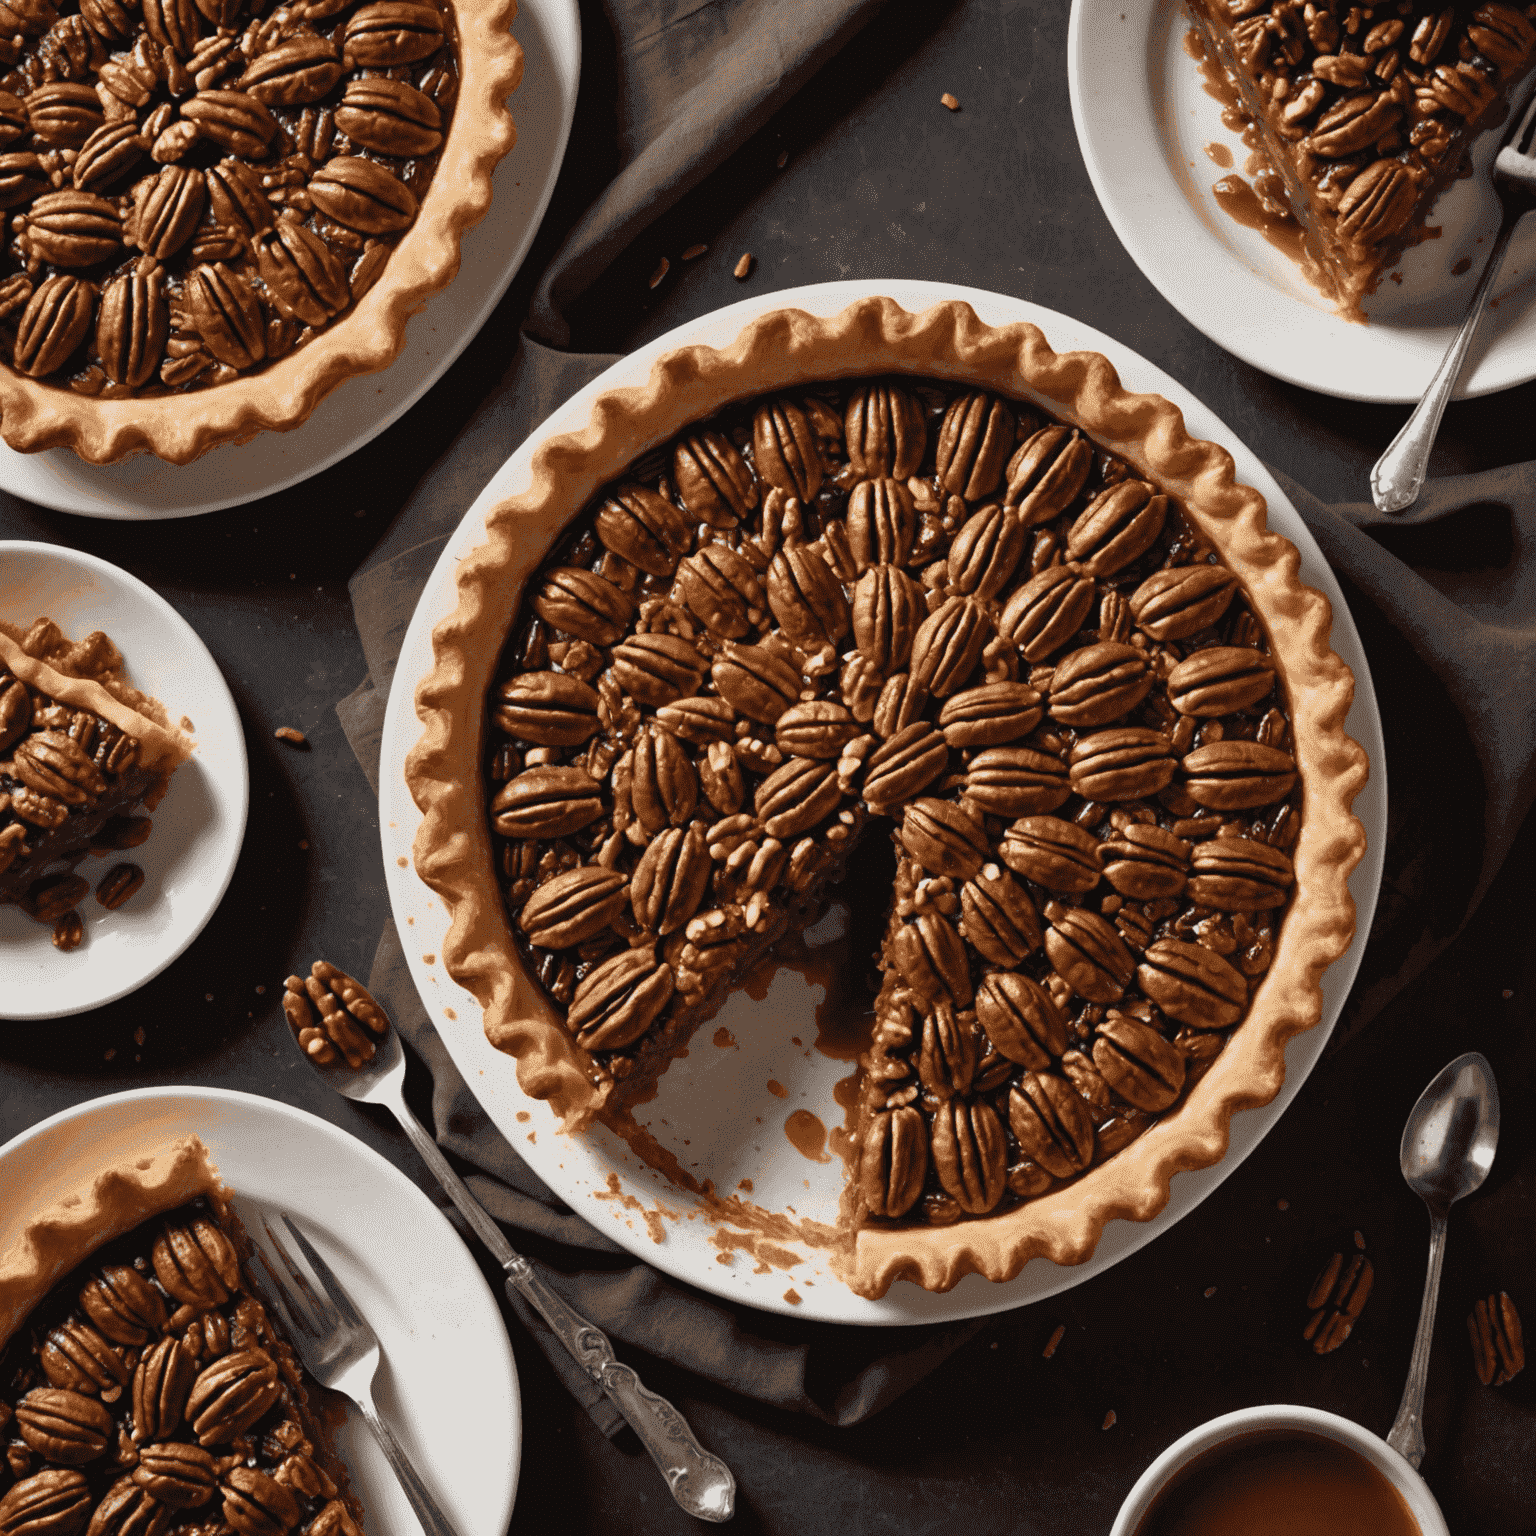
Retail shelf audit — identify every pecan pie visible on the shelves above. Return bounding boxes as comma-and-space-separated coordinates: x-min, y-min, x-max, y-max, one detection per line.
0, 0, 520, 461
1187, 0, 1536, 312
0, 1138, 365, 1536
0, 617, 190, 942
406, 299, 1369, 1297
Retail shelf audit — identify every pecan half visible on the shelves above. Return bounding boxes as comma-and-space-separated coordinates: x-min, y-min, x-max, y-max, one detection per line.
340, 1, 444, 69
676, 542, 763, 637
1009, 1072, 1094, 1179
185, 1349, 279, 1444
938, 680, 1042, 747
152, 1218, 237, 1308
132, 1444, 216, 1508
492, 671, 600, 745
80, 1265, 166, 1345
964, 746, 1070, 817
935, 391, 1013, 501
40, 1321, 127, 1398
334, 74, 442, 155
976, 970, 1067, 1068
998, 562, 1098, 661
1468, 1291, 1524, 1385
1129, 565, 1239, 641
1100, 823, 1190, 899
1005, 424, 1093, 526
958, 863, 1041, 967
1137, 938, 1248, 1028
947, 502, 1027, 599
491, 764, 603, 840
220, 1467, 299, 1536
566, 945, 674, 1051
14, 1390, 113, 1464
1304, 1250, 1373, 1353
1092, 1012, 1185, 1112
859, 1105, 927, 1218
519, 864, 627, 948
890, 911, 972, 1007
909, 595, 991, 698
1187, 836, 1294, 911
1069, 727, 1175, 802
862, 720, 948, 809
0, 1470, 92, 1536
309, 155, 416, 234
1182, 740, 1297, 809
930, 1096, 1007, 1214
630, 823, 709, 935
96, 264, 168, 386
674, 429, 756, 527
847, 477, 916, 569
852, 561, 924, 672
1044, 903, 1136, 1003
131, 1337, 196, 1441
900, 797, 987, 880
594, 484, 691, 576
999, 815, 1101, 892
845, 381, 924, 480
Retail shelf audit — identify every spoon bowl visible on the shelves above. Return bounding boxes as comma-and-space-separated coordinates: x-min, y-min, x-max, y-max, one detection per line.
1387, 1050, 1500, 1468
1398, 1052, 1500, 1213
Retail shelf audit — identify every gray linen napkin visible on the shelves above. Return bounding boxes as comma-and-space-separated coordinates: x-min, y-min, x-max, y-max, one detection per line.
330, 0, 1536, 1437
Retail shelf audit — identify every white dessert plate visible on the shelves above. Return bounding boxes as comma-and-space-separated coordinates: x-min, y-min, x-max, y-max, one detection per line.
1, 541, 248, 1018
378, 279, 1388, 1325
0, 0, 580, 519
1068, 0, 1536, 401
0, 1087, 521, 1536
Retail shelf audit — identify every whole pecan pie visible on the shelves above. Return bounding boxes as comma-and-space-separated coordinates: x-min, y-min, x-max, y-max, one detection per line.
1186, 0, 1536, 312
0, 616, 190, 947
0, 1138, 366, 1536
0, 0, 520, 462
406, 299, 1369, 1297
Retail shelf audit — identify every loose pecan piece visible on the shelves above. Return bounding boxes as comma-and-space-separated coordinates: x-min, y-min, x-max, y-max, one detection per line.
1304, 1250, 1373, 1353
1468, 1291, 1524, 1385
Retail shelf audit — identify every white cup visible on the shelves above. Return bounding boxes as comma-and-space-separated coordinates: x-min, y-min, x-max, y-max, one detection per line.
1109, 1405, 1450, 1536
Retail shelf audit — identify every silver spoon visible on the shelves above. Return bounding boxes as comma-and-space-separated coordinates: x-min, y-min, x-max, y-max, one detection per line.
289, 978, 737, 1524
1385, 1051, 1500, 1468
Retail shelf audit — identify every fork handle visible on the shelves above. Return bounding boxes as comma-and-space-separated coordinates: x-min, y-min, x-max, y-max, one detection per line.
1370, 210, 1520, 514
353, 1386, 460, 1536
504, 1266, 736, 1524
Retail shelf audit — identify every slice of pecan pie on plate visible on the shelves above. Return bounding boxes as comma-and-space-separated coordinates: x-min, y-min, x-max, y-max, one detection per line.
392, 286, 1380, 1310
0, 1089, 521, 1536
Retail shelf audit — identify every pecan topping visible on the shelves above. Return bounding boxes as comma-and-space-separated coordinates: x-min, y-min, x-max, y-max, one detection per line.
340, 1, 443, 69
631, 823, 709, 935
131, 1338, 196, 1441
1069, 727, 1175, 802
847, 477, 916, 569
567, 946, 674, 1051
859, 1105, 927, 1218
930, 1096, 1007, 1214
1009, 1072, 1094, 1179
86, 1478, 169, 1536
845, 381, 924, 480
1468, 1291, 1523, 1385
1336, 159, 1418, 247
132, 1443, 216, 1507
1167, 646, 1275, 716
935, 392, 1013, 502
14, 1391, 113, 1465
14, 730, 106, 803
767, 543, 849, 649
1304, 1250, 1373, 1353
946, 502, 1027, 599
711, 642, 799, 723
95, 265, 168, 386
185, 1349, 278, 1444
309, 156, 416, 235
677, 542, 763, 637
0, 1470, 92, 1536
80, 1266, 166, 1345
852, 561, 923, 672
40, 1321, 127, 1399
491, 765, 603, 840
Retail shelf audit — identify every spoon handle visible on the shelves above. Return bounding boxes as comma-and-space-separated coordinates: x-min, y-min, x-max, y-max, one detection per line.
1387, 1211, 1448, 1468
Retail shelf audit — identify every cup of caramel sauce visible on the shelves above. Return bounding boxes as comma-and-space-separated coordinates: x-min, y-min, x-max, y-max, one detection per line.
1111, 1407, 1448, 1536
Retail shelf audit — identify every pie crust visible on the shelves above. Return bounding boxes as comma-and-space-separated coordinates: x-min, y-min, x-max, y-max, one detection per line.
405, 297, 1369, 1296
0, 0, 522, 465
0, 1133, 215, 1351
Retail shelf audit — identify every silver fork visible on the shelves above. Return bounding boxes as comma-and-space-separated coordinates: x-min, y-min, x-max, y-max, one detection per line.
1371, 83, 1536, 514
252, 1213, 458, 1536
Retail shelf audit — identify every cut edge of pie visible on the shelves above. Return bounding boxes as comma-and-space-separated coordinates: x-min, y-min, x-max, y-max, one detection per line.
404, 296, 1370, 1296
0, 1133, 216, 1352
0, 0, 523, 466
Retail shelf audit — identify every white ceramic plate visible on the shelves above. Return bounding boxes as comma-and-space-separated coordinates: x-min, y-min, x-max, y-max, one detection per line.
378, 279, 1388, 1324
0, 542, 248, 1019
0, 0, 580, 519
0, 1087, 521, 1536
1068, 0, 1536, 401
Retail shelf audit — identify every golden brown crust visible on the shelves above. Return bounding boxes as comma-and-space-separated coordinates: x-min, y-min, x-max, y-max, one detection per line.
0, 0, 523, 465
405, 296, 1370, 1289
0, 1134, 220, 1350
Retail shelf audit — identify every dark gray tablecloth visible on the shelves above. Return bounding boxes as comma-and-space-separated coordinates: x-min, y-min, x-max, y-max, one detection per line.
334, 0, 1536, 1444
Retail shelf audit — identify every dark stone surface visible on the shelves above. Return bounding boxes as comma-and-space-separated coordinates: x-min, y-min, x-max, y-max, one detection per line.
2, 0, 1533, 1532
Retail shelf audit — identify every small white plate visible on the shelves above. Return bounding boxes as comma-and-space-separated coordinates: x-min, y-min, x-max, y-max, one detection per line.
378, 279, 1388, 1324
1068, 0, 1536, 402
0, 1087, 521, 1536
0, 542, 248, 1018
0, 0, 580, 519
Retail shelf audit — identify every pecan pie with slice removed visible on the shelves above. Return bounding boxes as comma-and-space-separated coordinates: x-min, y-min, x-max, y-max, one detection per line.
0, 0, 520, 462
1186, 0, 1536, 313
406, 298, 1369, 1298
0, 617, 191, 942
0, 1137, 367, 1536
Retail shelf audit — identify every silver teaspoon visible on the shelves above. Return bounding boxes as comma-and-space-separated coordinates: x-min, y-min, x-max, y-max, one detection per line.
1386, 1051, 1500, 1468
288, 972, 737, 1524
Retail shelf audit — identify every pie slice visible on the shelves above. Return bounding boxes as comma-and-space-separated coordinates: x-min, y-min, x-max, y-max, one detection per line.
1185, 0, 1536, 312
0, 1137, 365, 1536
406, 297, 1369, 1297
0, 618, 191, 946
